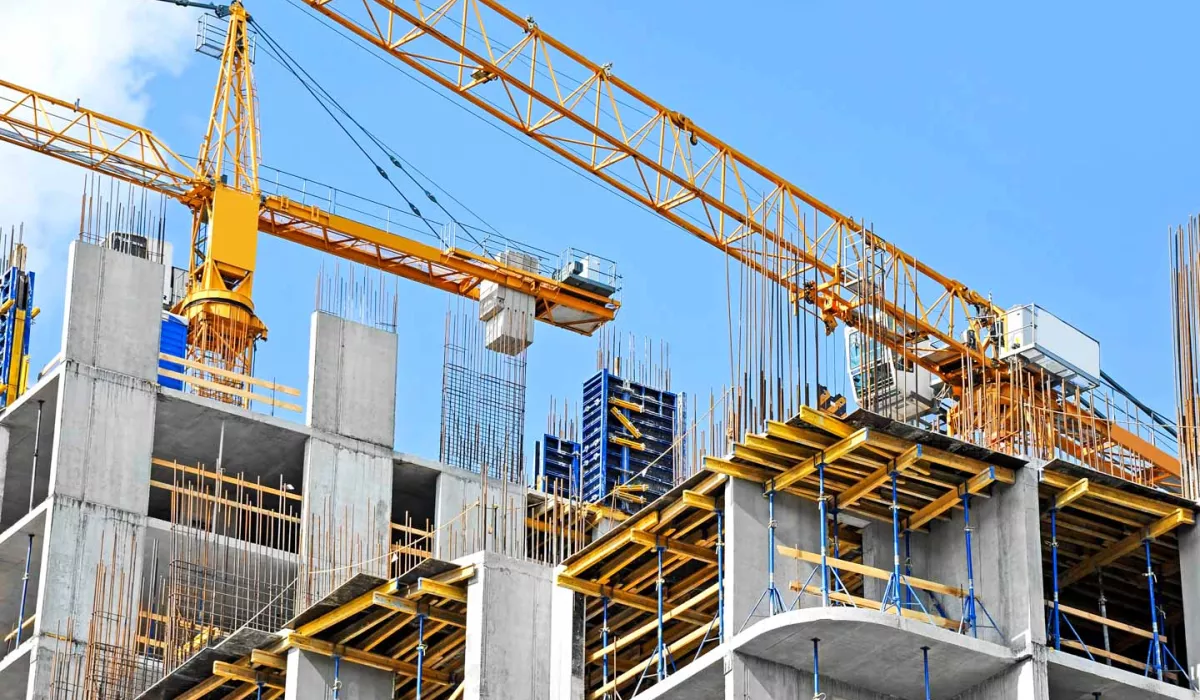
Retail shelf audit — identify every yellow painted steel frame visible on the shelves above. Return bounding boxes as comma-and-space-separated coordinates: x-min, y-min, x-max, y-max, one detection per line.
303, 0, 1000, 377
303, 0, 1179, 482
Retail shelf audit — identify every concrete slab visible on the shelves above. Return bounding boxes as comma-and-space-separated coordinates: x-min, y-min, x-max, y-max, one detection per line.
1047, 648, 1195, 700
730, 607, 1017, 699
0, 640, 31, 700
153, 390, 308, 488
631, 647, 725, 700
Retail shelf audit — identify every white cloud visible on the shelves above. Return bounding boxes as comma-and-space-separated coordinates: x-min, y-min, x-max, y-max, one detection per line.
0, 0, 194, 272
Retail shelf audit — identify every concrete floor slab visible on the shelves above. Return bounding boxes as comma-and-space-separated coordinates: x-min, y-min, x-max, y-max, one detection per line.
731, 608, 1016, 699
0, 641, 31, 700
633, 647, 725, 700
1047, 648, 1195, 700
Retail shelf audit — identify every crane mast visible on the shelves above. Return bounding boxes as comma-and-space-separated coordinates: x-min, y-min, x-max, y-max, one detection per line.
301, 0, 1179, 484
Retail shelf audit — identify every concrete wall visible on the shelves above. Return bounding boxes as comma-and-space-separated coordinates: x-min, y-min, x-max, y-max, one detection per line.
434, 470, 526, 560
299, 312, 398, 608
1178, 523, 1200, 683
464, 552, 555, 700
305, 312, 397, 447
952, 655, 1049, 700
864, 468, 1045, 652
723, 476, 821, 633
284, 648, 393, 700
548, 580, 585, 700
27, 243, 161, 698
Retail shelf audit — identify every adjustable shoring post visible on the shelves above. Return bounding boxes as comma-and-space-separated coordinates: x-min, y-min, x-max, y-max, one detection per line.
332, 652, 342, 700
1097, 569, 1112, 665
416, 611, 428, 699
742, 487, 786, 630
922, 646, 931, 700
812, 638, 822, 699
656, 544, 667, 681
882, 464, 903, 614
818, 462, 831, 607
904, 531, 913, 611
1144, 538, 1164, 682
601, 596, 611, 696
962, 492, 978, 638
255, 681, 263, 700
717, 509, 725, 643
1050, 507, 1062, 650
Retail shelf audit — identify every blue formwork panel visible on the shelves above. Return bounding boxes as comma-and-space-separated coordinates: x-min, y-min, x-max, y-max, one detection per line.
538, 434, 581, 494
580, 369, 679, 512
0, 265, 33, 409
158, 312, 187, 390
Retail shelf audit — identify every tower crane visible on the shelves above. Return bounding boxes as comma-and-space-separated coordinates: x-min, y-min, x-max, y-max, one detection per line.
297, 0, 1180, 486
0, 0, 618, 394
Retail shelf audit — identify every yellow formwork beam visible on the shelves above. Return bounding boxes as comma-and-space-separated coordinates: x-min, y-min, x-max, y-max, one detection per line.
836, 445, 921, 509
904, 465, 1014, 532
1060, 508, 1190, 588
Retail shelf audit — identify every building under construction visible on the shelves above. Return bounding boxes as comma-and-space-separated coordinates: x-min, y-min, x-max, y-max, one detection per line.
0, 1, 1199, 699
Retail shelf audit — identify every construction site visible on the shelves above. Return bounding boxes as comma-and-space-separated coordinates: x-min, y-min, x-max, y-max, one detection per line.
0, 1, 1197, 699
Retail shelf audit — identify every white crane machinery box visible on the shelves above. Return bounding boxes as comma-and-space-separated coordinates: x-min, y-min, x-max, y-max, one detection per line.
999, 304, 1100, 388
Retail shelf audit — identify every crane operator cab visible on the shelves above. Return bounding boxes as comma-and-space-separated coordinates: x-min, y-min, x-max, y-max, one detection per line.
845, 319, 944, 425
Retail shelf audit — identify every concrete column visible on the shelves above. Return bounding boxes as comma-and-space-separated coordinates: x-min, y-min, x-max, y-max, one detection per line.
972, 467, 1046, 650
433, 470, 526, 560
1178, 523, 1200, 682
284, 648, 393, 700
723, 476, 821, 635
27, 242, 161, 698
953, 653, 1049, 700
298, 312, 398, 608
548, 575, 585, 700
464, 552, 554, 700
305, 311, 397, 446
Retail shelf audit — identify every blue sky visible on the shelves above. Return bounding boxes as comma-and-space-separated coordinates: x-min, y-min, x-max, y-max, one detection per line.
22, 1, 1200, 459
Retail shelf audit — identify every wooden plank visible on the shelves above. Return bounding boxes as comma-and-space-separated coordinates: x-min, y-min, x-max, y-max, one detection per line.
153, 458, 303, 502
586, 583, 719, 663
372, 593, 467, 628
415, 578, 467, 603
1043, 601, 1163, 641
295, 579, 398, 637
778, 545, 967, 598
1054, 478, 1090, 511
149, 479, 301, 523
176, 675, 232, 700
704, 455, 773, 482
789, 583, 961, 631
1059, 639, 1165, 674
609, 396, 643, 413
159, 368, 303, 412
1042, 470, 1192, 520
555, 573, 711, 626
562, 529, 634, 578
681, 490, 717, 511
905, 466, 1012, 531
161, 352, 302, 396
213, 661, 285, 690
628, 530, 718, 564
769, 428, 869, 493
1061, 508, 1190, 587
284, 632, 452, 685
250, 649, 287, 670
587, 624, 712, 700
837, 445, 921, 509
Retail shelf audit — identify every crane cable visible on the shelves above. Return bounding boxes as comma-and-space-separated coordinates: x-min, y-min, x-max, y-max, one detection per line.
250, 17, 490, 252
